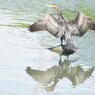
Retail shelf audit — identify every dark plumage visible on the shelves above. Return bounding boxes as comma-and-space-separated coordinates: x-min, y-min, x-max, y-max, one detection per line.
28, 4, 95, 46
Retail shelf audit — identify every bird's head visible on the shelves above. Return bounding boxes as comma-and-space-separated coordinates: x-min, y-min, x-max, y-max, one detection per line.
46, 4, 58, 9
46, 4, 62, 17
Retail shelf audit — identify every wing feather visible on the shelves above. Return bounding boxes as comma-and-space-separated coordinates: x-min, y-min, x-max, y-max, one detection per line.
28, 14, 59, 37
75, 12, 95, 36
29, 19, 46, 31
87, 21, 95, 30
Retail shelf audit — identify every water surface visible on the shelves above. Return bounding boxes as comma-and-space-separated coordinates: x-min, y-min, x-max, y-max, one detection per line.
0, 0, 95, 95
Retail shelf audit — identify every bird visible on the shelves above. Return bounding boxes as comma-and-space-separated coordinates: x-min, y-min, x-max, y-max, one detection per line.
28, 4, 95, 47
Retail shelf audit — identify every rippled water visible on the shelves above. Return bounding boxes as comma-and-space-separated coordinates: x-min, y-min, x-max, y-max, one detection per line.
0, 0, 95, 95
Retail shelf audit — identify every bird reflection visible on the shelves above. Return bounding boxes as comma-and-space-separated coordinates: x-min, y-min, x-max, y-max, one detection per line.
26, 56, 94, 91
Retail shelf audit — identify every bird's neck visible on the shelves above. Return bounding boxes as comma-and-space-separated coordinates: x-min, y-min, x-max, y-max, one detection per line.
56, 7, 66, 21
56, 7, 62, 17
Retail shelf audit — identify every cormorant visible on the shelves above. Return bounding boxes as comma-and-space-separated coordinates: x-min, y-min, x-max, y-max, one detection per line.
29, 4, 95, 47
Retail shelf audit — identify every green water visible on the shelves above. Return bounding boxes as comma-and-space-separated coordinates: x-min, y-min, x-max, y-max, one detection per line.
0, 0, 95, 95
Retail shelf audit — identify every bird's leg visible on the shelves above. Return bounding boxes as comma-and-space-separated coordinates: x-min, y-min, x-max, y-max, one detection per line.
61, 37, 63, 46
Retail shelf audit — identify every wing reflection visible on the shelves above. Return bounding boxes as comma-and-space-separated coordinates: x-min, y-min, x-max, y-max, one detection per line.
25, 57, 94, 91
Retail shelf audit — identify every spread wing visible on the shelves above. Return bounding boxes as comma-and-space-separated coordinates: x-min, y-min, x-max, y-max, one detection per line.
29, 14, 59, 37
75, 12, 95, 36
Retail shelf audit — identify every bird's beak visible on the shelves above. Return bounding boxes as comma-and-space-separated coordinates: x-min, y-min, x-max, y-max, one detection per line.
46, 4, 57, 8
